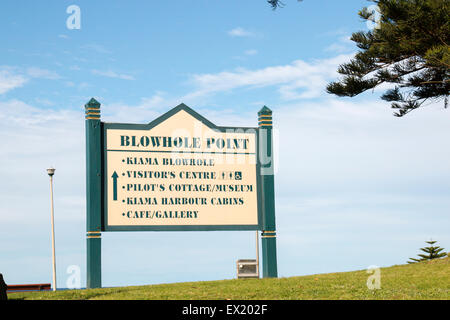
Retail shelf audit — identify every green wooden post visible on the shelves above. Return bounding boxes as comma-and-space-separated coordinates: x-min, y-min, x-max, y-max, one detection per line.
258, 106, 278, 278
85, 98, 102, 288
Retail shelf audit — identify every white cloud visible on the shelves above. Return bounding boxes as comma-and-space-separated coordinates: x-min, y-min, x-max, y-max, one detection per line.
325, 35, 354, 53
34, 98, 55, 106
244, 49, 258, 56
91, 69, 135, 80
0, 70, 28, 94
101, 96, 163, 123
0, 66, 62, 95
186, 54, 354, 100
274, 98, 450, 192
228, 27, 255, 37
27, 67, 61, 80
65, 81, 90, 90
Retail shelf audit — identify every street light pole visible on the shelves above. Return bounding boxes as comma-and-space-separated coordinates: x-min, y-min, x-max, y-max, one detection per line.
47, 168, 57, 292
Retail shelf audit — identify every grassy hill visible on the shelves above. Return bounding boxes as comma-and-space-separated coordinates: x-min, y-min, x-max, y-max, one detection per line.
9, 257, 449, 300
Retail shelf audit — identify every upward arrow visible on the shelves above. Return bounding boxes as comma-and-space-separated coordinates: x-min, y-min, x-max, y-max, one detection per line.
112, 171, 118, 201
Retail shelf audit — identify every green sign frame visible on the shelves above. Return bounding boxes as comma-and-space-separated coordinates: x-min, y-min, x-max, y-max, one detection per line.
85, 99, 278, 289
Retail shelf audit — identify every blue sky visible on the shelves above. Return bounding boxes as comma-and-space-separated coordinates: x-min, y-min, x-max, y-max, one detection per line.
1, 0, 449, 289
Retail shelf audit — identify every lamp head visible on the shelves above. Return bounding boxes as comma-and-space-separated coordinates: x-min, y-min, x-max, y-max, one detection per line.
47, 168, 55, 176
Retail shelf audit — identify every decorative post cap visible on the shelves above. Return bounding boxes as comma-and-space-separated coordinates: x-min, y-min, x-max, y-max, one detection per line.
258, 106, 272, 116
85, 97, 101, 108
258, 106, 272, 128
85, 98, 101, 120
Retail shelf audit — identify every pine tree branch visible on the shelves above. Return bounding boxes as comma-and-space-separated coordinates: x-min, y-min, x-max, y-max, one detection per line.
420, 80, 450, 84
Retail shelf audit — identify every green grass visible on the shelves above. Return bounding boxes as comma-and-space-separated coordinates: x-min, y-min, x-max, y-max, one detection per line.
9, 257, 449, 300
